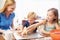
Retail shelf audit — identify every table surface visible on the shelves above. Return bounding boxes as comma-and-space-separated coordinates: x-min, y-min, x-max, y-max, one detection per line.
0, 30, 52, 40
0, 35, 5, 40
13, 32, 44, 39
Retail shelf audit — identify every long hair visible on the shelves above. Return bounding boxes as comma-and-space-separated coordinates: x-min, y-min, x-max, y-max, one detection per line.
48, 8, 58, 23
0, 0, 16, 12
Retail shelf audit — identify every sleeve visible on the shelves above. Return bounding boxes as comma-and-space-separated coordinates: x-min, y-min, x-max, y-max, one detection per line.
22, 21, 27, 27
0, 15, 2, 30
0, 13, 10, 27
0, 15, 1, 27
0, 14, 5, 27
0, 15, 1, 23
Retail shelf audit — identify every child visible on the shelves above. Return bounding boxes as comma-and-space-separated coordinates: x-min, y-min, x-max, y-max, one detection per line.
41, 8, 60, 36
18, 12, 38, 35
22, 8, 60, 36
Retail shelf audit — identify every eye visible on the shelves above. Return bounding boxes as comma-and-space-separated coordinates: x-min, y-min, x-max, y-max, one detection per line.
11, 8, 14, 10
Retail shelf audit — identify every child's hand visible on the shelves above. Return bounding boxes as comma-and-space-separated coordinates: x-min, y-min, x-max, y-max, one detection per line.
21, 27, 28, 36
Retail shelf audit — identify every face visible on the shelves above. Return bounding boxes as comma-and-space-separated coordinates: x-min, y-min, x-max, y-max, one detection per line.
28, 18, 35, 24
47, 11, 55, 22
6, 4, 16, 13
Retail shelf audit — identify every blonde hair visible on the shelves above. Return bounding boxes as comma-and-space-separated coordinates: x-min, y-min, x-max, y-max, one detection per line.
0, 0, 16, 12
27, 12, 37, 20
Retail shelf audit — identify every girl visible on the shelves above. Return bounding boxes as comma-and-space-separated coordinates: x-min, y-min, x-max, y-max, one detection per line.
22, 8, 60, 36
0, 0, 16, 30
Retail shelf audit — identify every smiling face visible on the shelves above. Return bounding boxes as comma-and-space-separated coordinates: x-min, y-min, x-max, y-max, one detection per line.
6, 4, 16, 14
47, 10, 56, 22
46, 8, 58, 23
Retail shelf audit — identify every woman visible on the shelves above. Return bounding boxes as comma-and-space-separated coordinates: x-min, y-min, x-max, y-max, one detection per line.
0, 0, 16, 30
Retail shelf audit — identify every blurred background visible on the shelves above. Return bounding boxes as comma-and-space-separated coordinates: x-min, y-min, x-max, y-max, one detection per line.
0, 0, 60, 27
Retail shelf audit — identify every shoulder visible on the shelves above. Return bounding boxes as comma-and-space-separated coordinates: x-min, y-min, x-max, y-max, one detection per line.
54, 23, 59, 26
0, 12, 4, 17
54, 23, 60, 29
10, 12, 15, 18
11, 12, 15, 16
0, 12, 3, 15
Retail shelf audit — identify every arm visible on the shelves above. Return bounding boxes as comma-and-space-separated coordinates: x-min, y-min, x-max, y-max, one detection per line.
42, 29, 50, 35
0, 15, 5, 28
21, 20, 47, 36
21, 20, 46, 35
0, 30, 5, 33
42, 29, 50, 37
26, 20, 46, 32
11, 13, 15, 29
11, 21, 14, 29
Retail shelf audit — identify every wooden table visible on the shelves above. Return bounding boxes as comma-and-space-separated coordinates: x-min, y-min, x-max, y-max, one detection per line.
0, 35, 5, 40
